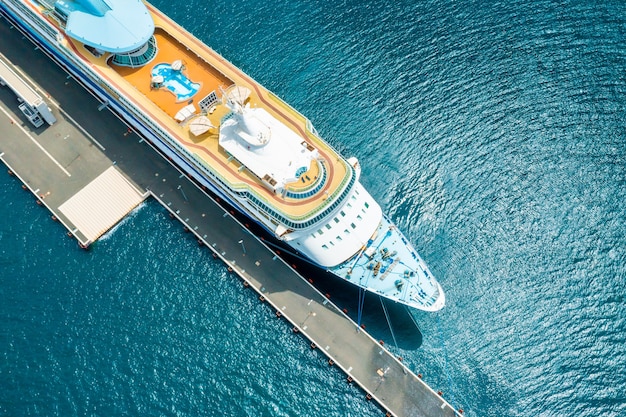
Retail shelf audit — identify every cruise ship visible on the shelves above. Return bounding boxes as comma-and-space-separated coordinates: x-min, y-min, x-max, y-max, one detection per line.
0, 0, 445, 311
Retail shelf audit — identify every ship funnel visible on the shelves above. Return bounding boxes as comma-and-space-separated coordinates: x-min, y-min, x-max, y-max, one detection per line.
233, 107, 271, 146
222, 85, 270, 147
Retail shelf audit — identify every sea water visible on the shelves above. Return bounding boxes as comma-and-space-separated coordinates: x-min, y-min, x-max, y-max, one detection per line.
1, 0, 625, 416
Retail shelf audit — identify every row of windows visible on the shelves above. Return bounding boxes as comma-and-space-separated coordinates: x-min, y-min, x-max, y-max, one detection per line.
246, 169, 355, 230
111, 37, 158, 68
314, 193, 372, 250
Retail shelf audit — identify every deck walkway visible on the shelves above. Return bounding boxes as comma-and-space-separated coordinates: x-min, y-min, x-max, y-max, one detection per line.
0, 13, 463, 417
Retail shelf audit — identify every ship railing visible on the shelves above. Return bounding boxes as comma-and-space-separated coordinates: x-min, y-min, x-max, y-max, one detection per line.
4, 0, 59, 41
254, 165, 355, 229
284, 160, 327, 199
192, 150, 355, 229
111, 36, 158, 68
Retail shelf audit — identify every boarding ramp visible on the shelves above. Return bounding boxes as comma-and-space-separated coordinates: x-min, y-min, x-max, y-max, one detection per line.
58, 167, 146, 244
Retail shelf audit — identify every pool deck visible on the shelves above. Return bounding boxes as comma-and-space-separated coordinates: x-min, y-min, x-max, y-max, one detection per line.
60, 5, 349, 219
114, 28, 232, 119
150, 62, 200, 102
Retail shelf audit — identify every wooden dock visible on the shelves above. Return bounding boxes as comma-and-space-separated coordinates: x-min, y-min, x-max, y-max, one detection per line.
0, 14, 463, 417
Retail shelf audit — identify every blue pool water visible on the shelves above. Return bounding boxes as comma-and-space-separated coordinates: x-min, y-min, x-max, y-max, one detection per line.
151, 62, 200, 101
1, 0, 625, 416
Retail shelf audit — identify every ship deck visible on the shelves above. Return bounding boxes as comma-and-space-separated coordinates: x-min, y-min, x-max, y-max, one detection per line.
54, 4, 350, 220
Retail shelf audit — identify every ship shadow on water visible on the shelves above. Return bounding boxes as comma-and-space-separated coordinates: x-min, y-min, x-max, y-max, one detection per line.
187, 188, 424, 350
285, 257, 424, 351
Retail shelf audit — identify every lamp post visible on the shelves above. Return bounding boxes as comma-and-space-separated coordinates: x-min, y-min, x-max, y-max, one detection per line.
301, 311, 316, 326
238, 239, 246, 255
177, 185, 188, 201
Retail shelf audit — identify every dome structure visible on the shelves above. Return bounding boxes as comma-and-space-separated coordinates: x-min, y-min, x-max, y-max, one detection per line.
54, 0, 154, 54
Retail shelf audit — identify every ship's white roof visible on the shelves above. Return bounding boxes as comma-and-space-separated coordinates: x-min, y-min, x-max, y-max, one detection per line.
219, 107, 319, 192
55, 0, 154, 53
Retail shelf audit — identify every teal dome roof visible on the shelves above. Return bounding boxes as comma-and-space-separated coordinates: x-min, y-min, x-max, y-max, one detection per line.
55, 0, 154, 53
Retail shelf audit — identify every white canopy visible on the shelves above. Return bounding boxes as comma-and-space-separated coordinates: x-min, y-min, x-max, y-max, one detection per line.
171, 59, 183, 71
225, 85, 251, 105
189, 115, 214, 136
174, 104, 195, 122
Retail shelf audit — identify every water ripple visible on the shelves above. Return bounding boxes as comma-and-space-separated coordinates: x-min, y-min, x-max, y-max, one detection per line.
2, 0, 626, 416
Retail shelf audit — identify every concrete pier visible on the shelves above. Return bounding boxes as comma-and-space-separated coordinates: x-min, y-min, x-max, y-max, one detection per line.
0, 52, 147, 246
0, 15, 463, 417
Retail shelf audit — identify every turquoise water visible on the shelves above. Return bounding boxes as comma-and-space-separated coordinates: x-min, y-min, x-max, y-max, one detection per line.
151, 62, 200, 101
2, 0, 626, 416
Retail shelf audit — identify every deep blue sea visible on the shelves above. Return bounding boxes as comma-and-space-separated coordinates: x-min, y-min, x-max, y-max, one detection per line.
1, 0, 625, 416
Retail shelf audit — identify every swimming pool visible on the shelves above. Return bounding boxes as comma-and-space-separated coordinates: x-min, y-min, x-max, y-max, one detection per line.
151, 63, 200, 101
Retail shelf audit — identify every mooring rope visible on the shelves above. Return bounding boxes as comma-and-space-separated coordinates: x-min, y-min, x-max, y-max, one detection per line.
357, 287, 366, 328
380, 297, 399, 350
